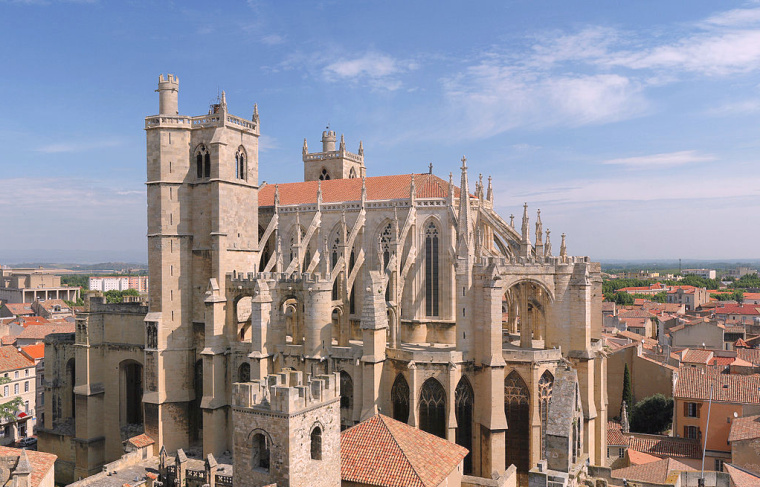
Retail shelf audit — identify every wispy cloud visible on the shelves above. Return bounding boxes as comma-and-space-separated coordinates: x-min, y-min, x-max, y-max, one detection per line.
602, 150, 715, 168
261, 34, 285, 46
34, 138, 125, 154
323, 52, 418, 91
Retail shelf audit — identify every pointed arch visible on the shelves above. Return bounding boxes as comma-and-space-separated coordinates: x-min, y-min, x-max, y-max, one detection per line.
310, 424, 323, 460
538, 370, 554, 459
455, 376, 474, 474
319, 168, 331, 180
391, 373, 410, 424
194, 143, 209, 179
504, 370, 530, 473
339, 370, 354, 430
239, 362, 251, 383
424, 219, 440, 317
236, 146, 247, 180
419, 377, 446, 439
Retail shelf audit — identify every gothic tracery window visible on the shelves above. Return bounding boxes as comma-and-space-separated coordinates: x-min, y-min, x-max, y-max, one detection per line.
391, 373, 410, 424
538, 370, 554, 458
319, 168, 330, 180
236, 147, 246, 180
504, 370, 530, 473
340, 371, 353, 430
146, 322, 158, 349
379, 222, 392, 269
425, 221, 440, 317
419, 378, 446, 439
195, 144, 209, 179
455, 377, 474, 474
239, 362, 251, 383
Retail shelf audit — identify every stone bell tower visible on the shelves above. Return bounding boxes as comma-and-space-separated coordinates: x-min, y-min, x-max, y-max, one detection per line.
302, 130, 365, 181
144, 74, 260, 455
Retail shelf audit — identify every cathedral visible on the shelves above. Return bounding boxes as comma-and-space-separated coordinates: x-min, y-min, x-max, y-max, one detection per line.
39, 74, 607, 486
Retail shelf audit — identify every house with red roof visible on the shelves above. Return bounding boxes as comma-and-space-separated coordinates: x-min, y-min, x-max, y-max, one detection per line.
0, 345, 37, 446
666, 285, 709, 311
714, 304, 760, 325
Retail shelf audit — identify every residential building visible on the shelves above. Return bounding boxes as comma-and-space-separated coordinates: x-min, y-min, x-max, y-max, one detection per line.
670, 320, 725, 350
618, 282, 669, 295
0, 268, 79, 304
20, 343, 44, 433
0, 346, 36, 445
673, 368, 760, 471
0, 303, 34, 319
682, 269, 717, 280
714, 304, 760, 325
727, 414, 760, 474
30, 299, 73, 320
88, 275, 148, 293
666, 285, 709, 311
726, 267, 758, 279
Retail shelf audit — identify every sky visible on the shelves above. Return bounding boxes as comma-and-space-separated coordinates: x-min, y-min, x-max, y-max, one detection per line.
1, 0, 760, 263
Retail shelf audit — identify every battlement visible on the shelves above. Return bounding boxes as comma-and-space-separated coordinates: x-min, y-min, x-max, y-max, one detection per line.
158, 73, 179, 86
232, 370, 339, 414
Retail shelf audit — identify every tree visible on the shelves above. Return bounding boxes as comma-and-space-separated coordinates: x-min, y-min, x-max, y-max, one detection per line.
630, 394, 674, 434
622, 363, 632, 418
0, 377, 24, 425
104, 289, 141, 303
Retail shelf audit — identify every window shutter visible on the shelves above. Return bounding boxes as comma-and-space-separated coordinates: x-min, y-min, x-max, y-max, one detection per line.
697, 403, 702, 418
684, 426, 688, 438
683, 402, 688, 416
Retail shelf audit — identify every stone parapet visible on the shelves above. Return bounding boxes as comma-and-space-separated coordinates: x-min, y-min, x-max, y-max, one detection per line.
232, 371, 339, 414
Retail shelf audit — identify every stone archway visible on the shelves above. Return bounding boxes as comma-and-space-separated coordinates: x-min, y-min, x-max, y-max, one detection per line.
391, 373, 410, 424
455, 376, 474, 474
505, 370, 530, 473
419, 378, 446, 439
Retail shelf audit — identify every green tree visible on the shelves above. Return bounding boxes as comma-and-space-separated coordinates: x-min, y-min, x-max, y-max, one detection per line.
614, 292, 634, 306
630, 394, 674, 434
622, 363, 633, 418
0, 377, 24, 424
103, 289, 141, 303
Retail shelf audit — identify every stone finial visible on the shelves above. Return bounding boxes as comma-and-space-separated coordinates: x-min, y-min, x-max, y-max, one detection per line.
545, 229, 552, 257
176, 448, 188, 464
410, 174, 416, 204
457, 156, 472, 255
302, 138, 308, 155
487, 175, 493, 203
274, 184, 280, 209
358, 140, 364, 157
253, 103, 259, 123
621, 401, 630, 433
478, 173, 484, 200
535, 209, 543, 245
220, 90, 227, 109
339, 133, 346, 152
317, 180, 322, 210
448, 172, 455, 205
361, 176, 367, 208
560, 233, 567, 261
510, 214, 515, 227
521, 203, 530, 244
429, 162, 433, 174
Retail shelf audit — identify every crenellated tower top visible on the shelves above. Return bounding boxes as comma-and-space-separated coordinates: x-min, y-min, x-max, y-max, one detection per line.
303, 129, 365, 181
157, 74, 179, 115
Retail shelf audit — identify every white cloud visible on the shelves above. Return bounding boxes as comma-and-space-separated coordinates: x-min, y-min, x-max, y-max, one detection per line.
323, 52, 417, 91
261, 34, 285, 46
602, 150, 715, 168
34, 138, 125, 154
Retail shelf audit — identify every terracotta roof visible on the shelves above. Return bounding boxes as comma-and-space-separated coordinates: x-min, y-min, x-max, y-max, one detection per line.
728, 414, 760, 442
126, 433, 155, 449
612, 457, 695, 484
668, 285, 697, 294
674, 368, 760, 404
732, 358, 754, 367
0, 345, 34, 372
618, 283, 669, 293
607, 421, 627, 446
724, 463, 760, 487
626, 434, 701, 459
708, 356, 736, 366
619, 309, 655, 319
736, 349, 760, 366
602, 302, 616, 312
0, 336, 16, 346
2, 303, 34, 316
744, 293, 760, 301
0, 446, 56, 487
15, 323, 75, 341
682, 349, 714, 364
341, 414, 467, 487
259, 173, 462, 207
34, 299, 70, 312
735, 338, 750, 348
20, 343, 44, 360
716, 305, 760, 316
626, 449, 660, 465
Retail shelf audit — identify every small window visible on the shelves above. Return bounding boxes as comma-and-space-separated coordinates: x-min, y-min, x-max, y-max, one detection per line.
319, 168, 330, 181
310, 426, 322, 460
24, 381, 28, 393
24, 369, 28, 377
618, 448, 625, 458
14, 371, 18, 379
14, 384, 18, 395
685, 425, 700, 439
686, 402, 698, 418
3, 386, 7, 397
715, 459, 724, 471
252, 433, 270, 471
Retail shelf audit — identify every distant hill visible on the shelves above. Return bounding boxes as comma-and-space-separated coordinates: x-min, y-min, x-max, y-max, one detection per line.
0, 249, 147, 265
6, 262, 148, 272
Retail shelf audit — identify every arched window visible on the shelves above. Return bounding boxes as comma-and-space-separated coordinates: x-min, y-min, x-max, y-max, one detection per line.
455, 377, 474, 474
425, 221, 439, 317
191, 360, 203, 442
539, 371, 554, 459
379, 223, 392, 269
252, 433, 270, 471
239, 362, 251, 383
339, 371, 353, 430
66, 359, 76, 419
120, 361, 143, 426
349, 167, 357, 178
391, 373, 410, 423
195, 144, 209, 179
504, 370, 530, 473
419, 378, 446, 439
236, 148, 246, 180
319, 168, 330, 180
310, 426, 322, 460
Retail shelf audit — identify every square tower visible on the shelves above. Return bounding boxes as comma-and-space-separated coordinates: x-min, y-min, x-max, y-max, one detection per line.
302, 130, 365, 181
231, 371, 341, 487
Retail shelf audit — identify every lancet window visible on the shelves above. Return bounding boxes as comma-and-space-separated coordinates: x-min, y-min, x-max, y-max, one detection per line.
235, 148, 246, 180
455, 377, 474, 474
425, 221, 440, 316
319, 168, 331, 180
538, 370, 554, 458
505, 370, 530, 473
419, 378, 446, 439
195, 144, 210, 179
391, 373, 410, 424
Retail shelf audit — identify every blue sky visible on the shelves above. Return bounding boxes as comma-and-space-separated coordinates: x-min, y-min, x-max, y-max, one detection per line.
2, 0, 760, 262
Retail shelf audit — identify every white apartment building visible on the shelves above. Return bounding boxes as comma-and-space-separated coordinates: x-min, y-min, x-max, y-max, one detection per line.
682, 268, 716, 280
88, 275, 149, 293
